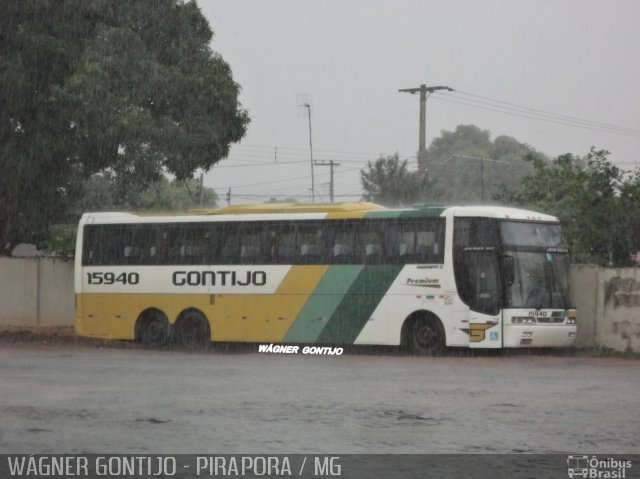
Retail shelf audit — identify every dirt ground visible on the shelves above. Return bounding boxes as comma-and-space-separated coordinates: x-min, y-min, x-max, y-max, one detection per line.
0, 331, 638, 454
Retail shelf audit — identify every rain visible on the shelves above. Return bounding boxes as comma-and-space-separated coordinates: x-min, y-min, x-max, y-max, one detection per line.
1, 1, 639, 477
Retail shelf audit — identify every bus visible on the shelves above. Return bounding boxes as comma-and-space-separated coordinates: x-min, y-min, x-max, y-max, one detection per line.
74, 202, 577, 353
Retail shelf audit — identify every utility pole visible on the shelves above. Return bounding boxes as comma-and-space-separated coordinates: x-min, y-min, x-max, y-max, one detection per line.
398, 84, 453, 174
442, 154, 510, 202
226, 188, 231, 206
300, 103, 315, 203
198, 172, 204, 207
314, 160, 340, 202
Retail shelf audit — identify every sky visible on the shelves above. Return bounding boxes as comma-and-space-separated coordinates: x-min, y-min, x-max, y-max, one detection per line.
198, 0, 640, 204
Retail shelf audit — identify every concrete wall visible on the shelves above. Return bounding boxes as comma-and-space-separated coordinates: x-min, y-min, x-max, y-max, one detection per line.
0, 258, 639, 351
570, 264, 598, 348
566, 264, 640, 352
0, 257, 74, 328
595, 267, 640, 352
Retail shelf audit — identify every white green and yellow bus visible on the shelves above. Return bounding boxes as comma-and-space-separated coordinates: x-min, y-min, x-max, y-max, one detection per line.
74, 202, 577, 353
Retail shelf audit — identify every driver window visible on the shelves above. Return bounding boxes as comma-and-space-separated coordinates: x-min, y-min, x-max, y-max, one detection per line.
468, 252, 500, 315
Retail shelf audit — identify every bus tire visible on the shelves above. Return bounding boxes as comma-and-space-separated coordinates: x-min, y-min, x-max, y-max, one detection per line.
174, 310, 210, 351
137, 310, 169, 348
405, 314, 445, 356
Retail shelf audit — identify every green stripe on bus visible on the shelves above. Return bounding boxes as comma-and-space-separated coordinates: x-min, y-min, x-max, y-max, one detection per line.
363, 210, 404, 219
364, 207, 446, 219
316, 264, 404, 344
283, 265, 363, 343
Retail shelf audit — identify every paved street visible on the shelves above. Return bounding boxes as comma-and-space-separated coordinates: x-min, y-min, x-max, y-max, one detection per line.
0, 342, 638, 454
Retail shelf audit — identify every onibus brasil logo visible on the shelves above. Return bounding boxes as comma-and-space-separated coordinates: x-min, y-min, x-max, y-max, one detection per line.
567, 455, 632, 478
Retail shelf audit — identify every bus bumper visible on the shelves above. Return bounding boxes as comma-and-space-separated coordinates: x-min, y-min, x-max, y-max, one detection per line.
503, 324, 577, 348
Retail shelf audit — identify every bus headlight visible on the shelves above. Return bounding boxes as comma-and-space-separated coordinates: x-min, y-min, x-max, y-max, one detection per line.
511, 316, 537, 325
566, 317, 576, 325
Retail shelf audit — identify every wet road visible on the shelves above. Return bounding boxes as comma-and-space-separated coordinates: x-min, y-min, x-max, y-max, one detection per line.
0, 343, 638, 454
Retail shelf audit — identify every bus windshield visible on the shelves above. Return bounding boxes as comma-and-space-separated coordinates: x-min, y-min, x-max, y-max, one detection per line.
500, 221, 571, 309
500, 221, 567, 249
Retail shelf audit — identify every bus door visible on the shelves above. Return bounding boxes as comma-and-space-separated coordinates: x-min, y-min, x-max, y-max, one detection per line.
465, 249, 503, 348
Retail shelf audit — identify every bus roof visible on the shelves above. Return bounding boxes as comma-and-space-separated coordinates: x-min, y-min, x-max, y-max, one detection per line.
80, 203, 558, 223
447, 205, 558, 222
213, 202, 384, 215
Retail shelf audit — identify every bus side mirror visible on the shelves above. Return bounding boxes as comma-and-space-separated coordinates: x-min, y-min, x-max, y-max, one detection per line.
503, 255, 515, 286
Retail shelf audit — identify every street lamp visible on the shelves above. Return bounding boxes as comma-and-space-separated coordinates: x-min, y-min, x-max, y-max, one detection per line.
300, 103, 315, 203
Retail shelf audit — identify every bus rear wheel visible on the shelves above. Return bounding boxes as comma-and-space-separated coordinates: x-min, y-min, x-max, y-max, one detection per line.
408, 316, 445, 356
174, 311, 210, 351
139, 312, 169, 348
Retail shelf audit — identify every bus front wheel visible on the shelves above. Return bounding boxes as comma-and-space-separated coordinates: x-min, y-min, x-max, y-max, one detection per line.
407, 316, 445, 356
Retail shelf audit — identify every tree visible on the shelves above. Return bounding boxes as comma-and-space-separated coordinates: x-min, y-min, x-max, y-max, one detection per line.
0, 0, 249, 253
425, 124, 539, 203
360, 154, 432, 206
496, 148, 640, 266
360, 126, 539, 206
39, 172, 218, 256
72, 172, 218, 213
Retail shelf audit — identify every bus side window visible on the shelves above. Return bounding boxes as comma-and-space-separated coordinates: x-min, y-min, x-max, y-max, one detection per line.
385, 224, 414, 264
300, 243, 318, 260
331, 223, 355, 264
160, 225, 208, 265
83, 226, 99, 265
415, 221, 445, 264
238, 224, 269, 264
357, 223, 384, 264
149, 245, 159, 263
156, 228, 174, 264
123, 246, 143, 264
274, 225, 296, 264
101, 225, 130, 265
364, 242, 382, 263
415, 231, 434, 263
218, 224, 240, 263
333, 242, 353, 262
297, 223, 327, 264
121, 225, 155, 265
180, 244, 202, 264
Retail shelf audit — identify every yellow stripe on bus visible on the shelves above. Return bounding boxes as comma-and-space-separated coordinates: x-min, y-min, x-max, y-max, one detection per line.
76, 266, 329, 343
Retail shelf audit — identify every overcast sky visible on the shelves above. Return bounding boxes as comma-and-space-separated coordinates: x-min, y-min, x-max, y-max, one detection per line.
198, 0, 640, 204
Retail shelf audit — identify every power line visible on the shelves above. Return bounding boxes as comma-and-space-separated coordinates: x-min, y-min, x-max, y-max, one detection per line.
213, 160, 308, 169
215, 90, 639, 201
453, 90, 640, 136
232, 143, 387, 159
432, 91, 640, 138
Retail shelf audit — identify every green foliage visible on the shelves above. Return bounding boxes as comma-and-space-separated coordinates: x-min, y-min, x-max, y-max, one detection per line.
72, 172, 217, 213
360, 154, 433, 207
266, 197, 298, 204
496, 148, 640, 266
360, 125, 538, 207
425, 125, 538, 203
0, 0, 248, 253
41, 173, 218, 255
40, 224, 79, 258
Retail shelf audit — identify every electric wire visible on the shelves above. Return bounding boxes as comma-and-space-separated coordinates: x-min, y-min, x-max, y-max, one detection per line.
213, 90, 639, 200
432, 92, 640, 138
